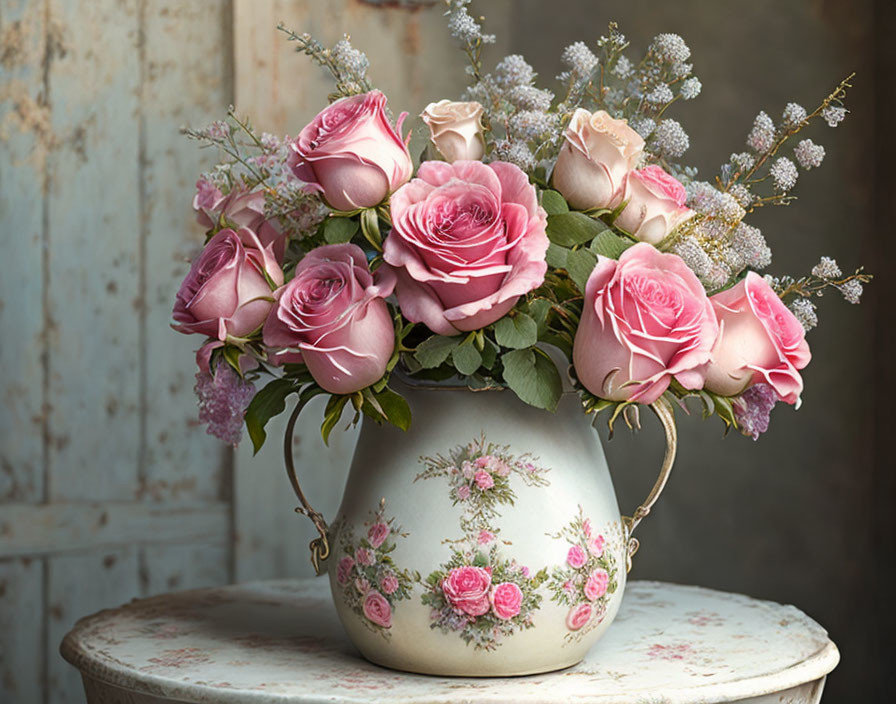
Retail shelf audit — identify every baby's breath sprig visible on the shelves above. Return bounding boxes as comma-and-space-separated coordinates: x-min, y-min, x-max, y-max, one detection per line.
277, 25, 372, 100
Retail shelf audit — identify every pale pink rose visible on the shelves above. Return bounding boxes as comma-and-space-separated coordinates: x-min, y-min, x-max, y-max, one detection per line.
194, 185, 288, 261
474, 470, 495, 490
520, 566, 530, 578
362, 591, 393, 628
384, 160, 549, 335
288, 90, 412, 211
489, 582, 523, 620
567, 602, 593, 631
704, 272, 811, 405
474, 456, 492, 468
173, 228, 283, 341
356, 547, 374, 566
355, 576, 370, 594
461, 461, 475, 479
367, 523, 390, 549
336, 556, 355, 585
477, 530, 495, 545
582, 518, 593, 538
588, 535, 605, 558
263, 244, 396, 394
572, 243, 719, 404
615, 165, 695, 245
563, 580, 577, 597
456, 485, 471, 501
442, 566, 492, 616
567, 545, 587, 569
421, 100, 485, 162
584, 568, 609, 601
551, 109, 644, 210
379, 573, 399, 595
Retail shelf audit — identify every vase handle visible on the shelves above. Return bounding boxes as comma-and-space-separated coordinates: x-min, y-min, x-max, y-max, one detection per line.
620, 396, 678, 573
283, 397, 330, 576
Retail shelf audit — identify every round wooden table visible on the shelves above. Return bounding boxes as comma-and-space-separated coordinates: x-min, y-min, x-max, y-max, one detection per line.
60, 579, 838, 704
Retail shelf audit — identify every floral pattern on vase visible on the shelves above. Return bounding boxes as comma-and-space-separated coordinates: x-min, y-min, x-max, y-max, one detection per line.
546, 505, 619, 643
333, 499, 418, 639
416, 435, 551, 651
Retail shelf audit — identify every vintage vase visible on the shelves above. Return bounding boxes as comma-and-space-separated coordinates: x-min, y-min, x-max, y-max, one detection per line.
286, 376, 676, 677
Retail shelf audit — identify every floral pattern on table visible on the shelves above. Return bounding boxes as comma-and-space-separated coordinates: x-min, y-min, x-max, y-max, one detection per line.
546, 505, 619, 643
416, 435, 551, 650
333, 499, 418, 639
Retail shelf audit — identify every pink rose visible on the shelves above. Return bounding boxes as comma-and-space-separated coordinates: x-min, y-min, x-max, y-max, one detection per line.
379, 573, 399, 595
588, 535, 605, 558
367, 522, 390, 549
584, 568, 609, 601
356, 547, 374, 566
288, 90, 412, 211
704, 272, 810, 405
563, 580, 577, 597
384, 160, 549, 335
615, 165, 696, 245
477, 530, 495, 545
336, 556, 355, 585
567, 545, 587, 568
582, 518, 592, 538
421, 100, 485, 163
551, 109, 644, 210
442, 566, 492, 616
572, 243, 719, 404
263, 244, 396, 394
493, 460, 511, 476
474, 456, 492, 468
362, 591, 393, 628
173, 228, 283, 341
461, 461, 475, 479
489, 582, 523, 621
474, 471, 494, 490
355, 576, 370, 594
456, 485, 471, 501
194, 184, 288, 261
567, 602, 593, 631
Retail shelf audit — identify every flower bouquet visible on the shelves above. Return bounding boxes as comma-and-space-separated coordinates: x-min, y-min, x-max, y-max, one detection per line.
172, 0, 870, 676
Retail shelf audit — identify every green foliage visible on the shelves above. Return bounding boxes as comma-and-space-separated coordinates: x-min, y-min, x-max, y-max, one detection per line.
414, 334, 463, 368
501, 347, 562, 412
244, 378, 299, 454
546, 211, 610, 247
540, 189, 570, 215
321, 394, 350, 445
493, 313, 538, 349
589, 230, 634, 259
566, 249, 598, 292
322, 215, 359, 244
451, 337, 483, 375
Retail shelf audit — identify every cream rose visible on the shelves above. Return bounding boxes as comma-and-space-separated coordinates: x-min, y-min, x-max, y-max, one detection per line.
421, 100, 485, 163
615, 165, 696, 244
551, 109, 644, 210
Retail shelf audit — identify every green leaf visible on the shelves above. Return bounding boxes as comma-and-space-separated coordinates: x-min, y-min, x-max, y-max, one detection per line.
541, 189, 569, 215
590, 230, 634, 259
501, 348, 562, 412
322, 216, 359, 244
414, 334, 463, 368
244, 378, 298, 454
360, 208, 382, 251
479, 337, 499, 370
452, 338, 482, 375
546, 212, 610, 247
494, 313, 538, 349
321, 395, 350, 445
545, 242, 569, 269
222, 345, 244, 376
528, 298, 552, 335
376, 388, 412, 431
566, 248, 598, 292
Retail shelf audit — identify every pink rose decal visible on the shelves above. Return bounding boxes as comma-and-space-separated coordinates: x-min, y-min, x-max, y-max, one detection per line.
194, 184, 288, 261
704, 272, 811, 404
263, 243, 396, 394
288, 90, 413, 211
442, 566, 492, 616
355, 547, 374, 566
474, 470, 494, 490
367, 522, 390, 549
567, 545, 587, 568
489, 582, 523, 620
336, 556, 354, 585
477, 530, 495, 545
588, 535, 605, 558
383, 160, 549, 335
362, 591, 393, 628
355, 576, 370, 594
567, 602, 593, 631
572, 242, 719, 404
379, 573, 399, 595
582, 518, 593, 538
456, 485, 471, 500
173, 228, 283, 341
616, 165, 696, 245
584, 568, 609, 601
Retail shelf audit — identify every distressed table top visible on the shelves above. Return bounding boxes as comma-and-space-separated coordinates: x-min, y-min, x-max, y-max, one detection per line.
60, 579, 838, 704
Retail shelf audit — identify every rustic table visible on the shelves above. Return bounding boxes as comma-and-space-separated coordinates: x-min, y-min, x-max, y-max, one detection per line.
60, 579, 838, 704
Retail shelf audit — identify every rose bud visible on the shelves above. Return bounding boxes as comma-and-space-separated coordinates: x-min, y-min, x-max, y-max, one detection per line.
421, 100, 485, 163
551, 108, 644, 211
193, 183, 288, 261
573, 242, 718, 404
173, 227, 283, 341
262, 244, 396, 394
383, 160, 549, 335
704, 272, 811, 404
288, 90, 413, 211
615, 165, 696, 244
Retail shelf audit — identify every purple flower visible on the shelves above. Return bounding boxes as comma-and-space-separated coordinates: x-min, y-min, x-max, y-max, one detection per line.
194, 360, 255, 446
733, 383, 778, 440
